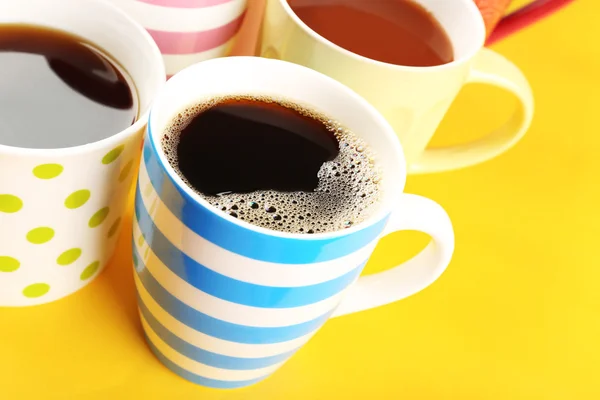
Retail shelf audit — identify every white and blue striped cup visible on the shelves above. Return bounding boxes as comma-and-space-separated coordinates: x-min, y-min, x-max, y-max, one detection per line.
133, 57, 455, 389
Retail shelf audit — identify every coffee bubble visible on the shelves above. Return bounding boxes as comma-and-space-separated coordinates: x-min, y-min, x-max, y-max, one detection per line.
161, 95, 382, 234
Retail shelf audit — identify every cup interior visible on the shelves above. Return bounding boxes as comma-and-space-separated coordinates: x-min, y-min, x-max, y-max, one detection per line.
280, 0, 486, 67
0, 0, 165, 150
149, 56, 407, 237
416, 0, 486, 62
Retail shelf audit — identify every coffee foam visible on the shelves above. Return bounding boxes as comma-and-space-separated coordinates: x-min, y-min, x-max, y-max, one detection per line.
161, 95, 382, 234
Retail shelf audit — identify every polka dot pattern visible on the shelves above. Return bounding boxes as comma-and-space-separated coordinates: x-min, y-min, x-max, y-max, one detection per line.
3, 140, 131, 305
102, 145, 125, 165
149, 199, 158, 215
143, 183, 153, 197
0, 256, 20, 272
33, 164, 64, 179
23, 283, 50, 298
57, 248, 82, 266
26, 227, 55, 244
89, 207, 110, 228
0, 194, 23, 213
65, 190, 91, 209
80, 261, 100, 281
119, 160, 135, 183
107, 217, 122, 238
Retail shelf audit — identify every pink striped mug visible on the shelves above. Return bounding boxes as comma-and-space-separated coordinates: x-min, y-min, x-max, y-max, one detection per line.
107, 0, 247, 77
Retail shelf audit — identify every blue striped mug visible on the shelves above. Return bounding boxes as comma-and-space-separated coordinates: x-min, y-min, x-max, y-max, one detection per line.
133, 56, 455, 389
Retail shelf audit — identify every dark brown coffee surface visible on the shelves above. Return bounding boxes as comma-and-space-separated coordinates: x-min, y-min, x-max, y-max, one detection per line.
162, 96, 382, 234
287, 0, 454, 67
174, 98, 340, 195
0, 24, 137, 148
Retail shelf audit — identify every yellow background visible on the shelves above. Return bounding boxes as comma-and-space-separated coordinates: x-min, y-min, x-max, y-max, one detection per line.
2, 0, 598, 398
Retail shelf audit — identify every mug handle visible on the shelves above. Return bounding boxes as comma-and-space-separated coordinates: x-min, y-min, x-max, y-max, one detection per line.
408, 48, 534, 174
332, 194, 454, 317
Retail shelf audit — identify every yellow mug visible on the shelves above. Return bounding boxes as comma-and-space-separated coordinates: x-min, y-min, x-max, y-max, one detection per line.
260, 0, 534, 173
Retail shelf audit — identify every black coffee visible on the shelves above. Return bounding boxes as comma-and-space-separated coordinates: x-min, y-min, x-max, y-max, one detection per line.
162, 96, 382, 234
0, 24, 138, 149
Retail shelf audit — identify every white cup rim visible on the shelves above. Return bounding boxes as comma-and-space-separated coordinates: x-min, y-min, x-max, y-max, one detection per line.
278, 0, 486, 71
148, 56, 406, 241
0, 0, 165, 157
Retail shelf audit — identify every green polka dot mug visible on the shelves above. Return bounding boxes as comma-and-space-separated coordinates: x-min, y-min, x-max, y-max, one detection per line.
0, 0, 165, 306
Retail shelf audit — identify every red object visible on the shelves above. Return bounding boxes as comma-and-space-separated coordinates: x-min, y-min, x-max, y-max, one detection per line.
486, 0, 575, 45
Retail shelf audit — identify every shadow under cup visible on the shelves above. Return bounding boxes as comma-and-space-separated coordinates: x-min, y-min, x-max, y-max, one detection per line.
0, 0, 164, 307
133, 56, 409, 388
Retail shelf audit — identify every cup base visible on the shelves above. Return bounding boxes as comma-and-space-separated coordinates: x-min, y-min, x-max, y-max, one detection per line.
143, 332, 272, 390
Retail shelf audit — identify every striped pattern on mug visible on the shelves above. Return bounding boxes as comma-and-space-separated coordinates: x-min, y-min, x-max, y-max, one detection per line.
112, 0, 247, 76
134, 135, 387, 388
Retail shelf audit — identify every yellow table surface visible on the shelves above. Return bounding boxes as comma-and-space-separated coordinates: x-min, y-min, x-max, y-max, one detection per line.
2, 1, 598, 399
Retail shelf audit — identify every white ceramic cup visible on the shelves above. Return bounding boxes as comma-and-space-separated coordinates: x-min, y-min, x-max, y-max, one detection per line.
107, 0, 248, 77
134, 56, 455, 388
0, 0, 165, 307
261, 0, 535, 173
